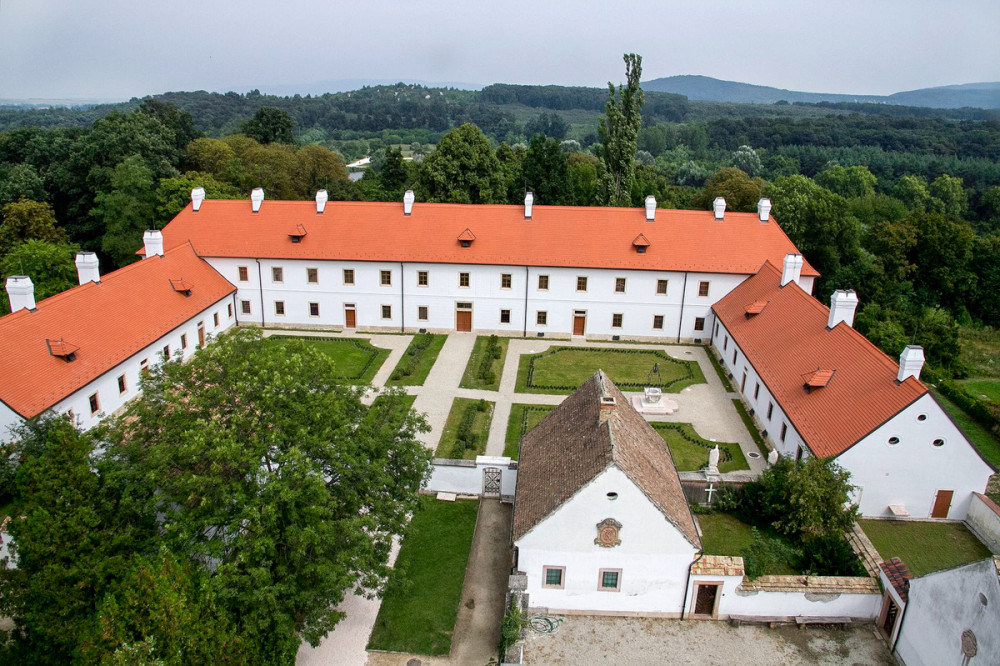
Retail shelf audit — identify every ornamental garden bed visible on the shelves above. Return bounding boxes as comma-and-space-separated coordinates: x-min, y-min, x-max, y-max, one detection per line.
503, 404, 557, 459
858, 519, 991, 577
268, 335, 389, 385
459, 335, 508, 391
368, 496, 479, 655
436, 398, 494, 460
651, 422, 747, 473
514, 347, 705, 395
385, 334, 447, 387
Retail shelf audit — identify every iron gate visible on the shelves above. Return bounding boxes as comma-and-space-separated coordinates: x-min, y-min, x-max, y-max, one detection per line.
483, 467, 501, 497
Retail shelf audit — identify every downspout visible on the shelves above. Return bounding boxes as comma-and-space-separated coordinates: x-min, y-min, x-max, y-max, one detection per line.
523, 266, 529, 337
680, 550, 704, 620
676, 271, 689, 343
400, 262, 405, 333
232, 293, 239, 326
255, 259, 265, 327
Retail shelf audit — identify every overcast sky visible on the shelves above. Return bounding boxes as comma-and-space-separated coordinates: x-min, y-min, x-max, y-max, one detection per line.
1, 0, 998, 101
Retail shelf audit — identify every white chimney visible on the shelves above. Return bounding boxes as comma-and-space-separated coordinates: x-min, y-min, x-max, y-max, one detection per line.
5, 276, 36, 312
250, 187, 264, 213
828, 290, 859, 329
315, 189, 328, 214
781, 253, 803, 287
898, 345, 925, 383
645, 195, 656, 221
524, 191, 533, 219
143, 230, 164, 258
75, 252, 100, 285
713, 197, 727, 220
191, 187, 206, 212
758, 198, 772, 222
403, 189, 415, 215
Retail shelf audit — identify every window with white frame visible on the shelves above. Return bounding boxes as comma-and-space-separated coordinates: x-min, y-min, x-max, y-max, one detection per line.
271, 266, 284, 283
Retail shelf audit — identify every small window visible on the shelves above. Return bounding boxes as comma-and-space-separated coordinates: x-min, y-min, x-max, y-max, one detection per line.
543, 566, 565, 589
162, 345, 170, 360
732, 349, 737, 363
140, 358, 149, 377
538, 275, 549, 290
780, 422, 788, 442
117, 374, 127, 394
459, 272, 470, 287
271, 266, 283, 283
698, 281, 710, 297
767, 402, 774, 420
598, 569, 621, 592
417, 270, 429, 287
723, 336, 729, 351
307, 267, 318, 284
237, 266, 249, 282
213, 312, 220, 327
615, 277, 626, 293
381, 305, 392, 319
418, 306, 428, 321
714, 322, 719, 337
88, 392, 100, 415
888, 436, 900, 446
309, 302, 320, 317
653, 315, 664, 330
344, 269, 355, 285
180, 333, 188, 349
240, 300, 251, 315
694, 317, 705, 331
932, 438, 945, 447
656, 279, 668, 295
227, 303, 233, 318
576, 276, 588, 292
754, 382, 760, 400
917, 414, 927, 422
500, 309, 511, 324
501, 273, 512, 289
380, 270, 392, 286
606, 492, 619, 500
536, 311, 547, 326
612, 313, 623, 328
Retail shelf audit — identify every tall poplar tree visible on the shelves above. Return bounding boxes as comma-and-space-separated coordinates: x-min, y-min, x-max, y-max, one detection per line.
599, 54, 644, 206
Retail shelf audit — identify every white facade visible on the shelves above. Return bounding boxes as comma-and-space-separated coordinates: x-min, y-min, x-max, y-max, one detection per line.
516, 466, 698, 615
424, 456, 518, 498
0, 401, 22, 444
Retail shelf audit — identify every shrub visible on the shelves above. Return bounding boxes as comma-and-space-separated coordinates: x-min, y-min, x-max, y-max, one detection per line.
741, 528, 801, 579
499, 602, 524, 658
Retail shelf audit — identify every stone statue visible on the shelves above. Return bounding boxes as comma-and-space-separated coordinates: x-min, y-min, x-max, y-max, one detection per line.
768, 449, 779, 465
707, 445, 720, 474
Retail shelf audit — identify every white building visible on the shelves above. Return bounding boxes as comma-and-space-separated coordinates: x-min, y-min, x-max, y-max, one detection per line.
711, 258, 995, 519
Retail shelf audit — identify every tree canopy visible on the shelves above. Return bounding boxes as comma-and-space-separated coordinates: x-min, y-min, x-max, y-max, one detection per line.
598, 53, 644, 206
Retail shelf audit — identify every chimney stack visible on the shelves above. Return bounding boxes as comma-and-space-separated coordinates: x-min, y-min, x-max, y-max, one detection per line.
898, 345, 925, 383
599, 395, 616, 423
827, 290, 859, 329
191, 187, 206, 212
713, 197, 727, 220
781, 253, 803, 287
143, 230, 164, 258
75, 252, 100, 285
250, 187, 264, 213
524, 191, 533, 219
5, 276, 36, 312
645, 195, 656, 221
403, 189, 415, 215
315, 189, 328, 214
757, 198, 772, 222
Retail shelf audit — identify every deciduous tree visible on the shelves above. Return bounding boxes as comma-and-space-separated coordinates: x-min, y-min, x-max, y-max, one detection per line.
419, 124, 504, 204
241, 106, 295, 145
598, 54, 644, 206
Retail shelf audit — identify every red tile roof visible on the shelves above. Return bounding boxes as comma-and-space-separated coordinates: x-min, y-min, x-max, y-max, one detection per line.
153, 199, 819, 276
712, 262, 926, 458
880, 557, 913, 601
0, 244, 235, 418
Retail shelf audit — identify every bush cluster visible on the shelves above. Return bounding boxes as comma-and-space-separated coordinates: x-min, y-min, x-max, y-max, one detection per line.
938, 378, 1000, 437
451, 399, 490, 458
476, 335, 503, 385
390, 334, 434, 381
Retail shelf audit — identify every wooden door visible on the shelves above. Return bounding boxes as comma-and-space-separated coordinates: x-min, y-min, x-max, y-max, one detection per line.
197, 323, 205, 348
573, 315, 586, 336
456, 310, 472, 332
694, 584, 718, 616
345, 307, 356, 328
879, 596, 899, 637
931, 490, 954, 518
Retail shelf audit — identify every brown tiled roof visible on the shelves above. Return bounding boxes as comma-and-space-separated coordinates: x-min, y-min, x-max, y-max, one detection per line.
512, 371, 700, 547
880, 557, 913, 602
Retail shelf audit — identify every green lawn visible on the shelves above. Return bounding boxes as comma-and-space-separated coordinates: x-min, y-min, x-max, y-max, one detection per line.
459, 335, 509, 391
958, 325, 1000, 379
958, 379, 1000, 403
859, 519, 991, 577
651, 423, 747, 472
931, 388, 1000, 469
707, 350, 735, 392
268, 335, 389, 384
385, 334, 447, 387
368, 496, 479, 655
435, 398, 494, 460
732, 399, 771, 458
503, 404, 557, 459
515, 347, 705, 395
697, 512, 798, 575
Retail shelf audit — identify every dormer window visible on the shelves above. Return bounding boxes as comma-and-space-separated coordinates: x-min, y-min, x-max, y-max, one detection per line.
745, 300, 768, 317
632, 233, 650, 253
457, 228, 477, 247
46, 338, 79, 362
169, 278, 193, 297
802, 369, 834, 392
288, 224, 307, 243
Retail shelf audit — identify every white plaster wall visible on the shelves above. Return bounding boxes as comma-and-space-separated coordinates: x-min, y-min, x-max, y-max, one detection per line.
687, 574, 880, 619
895, 558, 1000, 666
516, 466, 697, 614
424, 457, 517, 496
838, 394, 994, 519
0, 401, 22, 444
966, 493, 1000, 555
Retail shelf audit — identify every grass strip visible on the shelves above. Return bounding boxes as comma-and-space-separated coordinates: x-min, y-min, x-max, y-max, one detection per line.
385, 334, 447, 387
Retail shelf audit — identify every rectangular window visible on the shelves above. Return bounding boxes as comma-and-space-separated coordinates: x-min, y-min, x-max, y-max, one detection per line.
459, 272, 470, 287
723, 336, 729, 351
543, 566, 565, 589
598, 569, 621, 592
698, 281, 710, 297
656, 279, 668, 295
140, 358, 149, 377
227, 303, 233, 318
344, 269, 355, 285
180, 333, 188, 349
780, 422, 788, 442
612, 313, 623, 328
117, 374, 127, 394
500, 309, 511, 324
309, 302, 320, 317
271, 266, 283, 283
754, 382, 760, 400
653, 315, 664, 329
307, 267, 318, 284
732, 349, 737, 363
501, 273, 512, 289
418, 306, 428, 321
615, 277, 626, 293
381, 305, 392, 319
417, 270, 428, 287
536, 311, 547, 326
538, 275, 549, 290
213, 312, 220, 327
162, 345, 170, 360
714, 322, 719, 338
767, 402, 774, 420
694, 317, 705, 331
237, 266, 249, 282
240, 300, 251, 315
88, 392, 100, 415
380, 270, 391, 286
576, 276, 588, 292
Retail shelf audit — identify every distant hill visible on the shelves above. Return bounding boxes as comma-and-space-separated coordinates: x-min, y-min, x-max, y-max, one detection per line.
641, 75, 1000, 109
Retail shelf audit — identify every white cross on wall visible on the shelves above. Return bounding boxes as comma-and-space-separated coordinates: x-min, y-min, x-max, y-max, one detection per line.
705, 484, 717, 503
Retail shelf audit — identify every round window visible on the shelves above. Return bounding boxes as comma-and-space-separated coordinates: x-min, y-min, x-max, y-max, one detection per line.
933, 438, 945, 447
888, 436, 900, 446
917, 414, 927, 422
606, 492, 619, 500
979, 592, 988, 607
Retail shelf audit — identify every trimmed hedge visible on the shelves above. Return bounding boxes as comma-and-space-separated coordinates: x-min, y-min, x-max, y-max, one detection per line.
937, 378, 1000, 437
451, 399, 490, 459
524, 347, 696, 392
390, 333, 435, 381
476, 335, 503, 385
